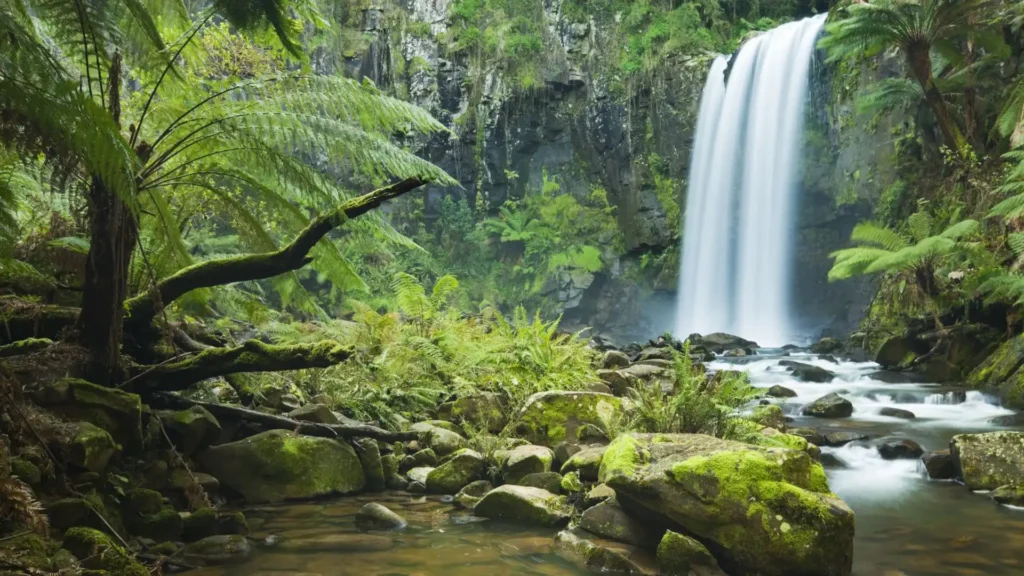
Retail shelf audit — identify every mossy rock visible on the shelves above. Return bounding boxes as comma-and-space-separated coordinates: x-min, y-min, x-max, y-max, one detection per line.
198, 430, 365, 503
159, 406, 222, 455
554, 527, 659, 575
10, 456, 42, 485
950, 431, 1024, 490
560, 445, 606, 481
182, 534, 252, 566
425, 448, 486, 494
657, 530, 726, 576
600, 433, 854, 576
0, 533, 64, 572
579, 496, 662, 547
412, 424, 466, 457
454, 480, 493, 510
68, 422, 118, 473
875, 335, 927, 369
474, 485, 571, 527
451, 393, 508, 433
182, 508, 219, 542
352, 437, 385, 492
502, 444, 554, 484
515, 391, 622, 446
809, 337, 842, 354
749, 405, 785, 430
967, 333, 1024, 391
123, 488, 164, 516
399, 448, 438, 473
991, 484, 1024, 506
517, 471, 563, 494
560, 471, 583, 493
33, 378, 143, 451
63, 528, 149, 576
0, 337, 52, 358
134, 507, 183, 542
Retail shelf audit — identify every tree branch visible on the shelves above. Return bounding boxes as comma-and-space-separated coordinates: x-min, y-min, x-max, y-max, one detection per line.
130, 339, 352, 393
124, 177, 427, 329
148, 393, 417, 442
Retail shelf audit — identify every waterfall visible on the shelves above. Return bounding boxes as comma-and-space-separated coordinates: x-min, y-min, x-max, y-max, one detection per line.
675, 15, 826, 346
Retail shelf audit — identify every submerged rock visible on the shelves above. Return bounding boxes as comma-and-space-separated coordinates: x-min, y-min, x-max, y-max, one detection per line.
657, 530, 727, 576
879, 407, 916, 419
474, 485, 570, 527
198, 430, 365, 503
356, 502, 407, 529
554, 527, 659, 575
921, 450, 956, 480
599, 433, 854, 576
183, 534, 253, 565
802, 393, 854, 418
516, 391, 622, 446
426, 448, 486, 494
991, 484, 1024, 506
950, 431, 1024, 490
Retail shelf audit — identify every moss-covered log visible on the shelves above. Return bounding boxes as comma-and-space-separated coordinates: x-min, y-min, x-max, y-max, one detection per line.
149, 393, 416, 442
131, 339, 353, 393
124, 178, 426, 330
0, 337, 52, 357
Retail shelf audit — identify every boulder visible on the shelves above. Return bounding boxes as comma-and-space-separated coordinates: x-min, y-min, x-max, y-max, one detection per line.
517, 471, 563, 494
875, 335, 928, 368
820, 432, 867, 447
638, 347, 674, 362
410, 420, 464, 435
182, 534, 252, 565
33, 378, 143, 450
598, 369, 635, 395
416, 425, 466, 457
579, 496, 661, 547
560, 446, 607, 481
182, 508, 218, 542
802, 393, 853, 418
950, 431, 1024, 490
426, 449, 486, 494
63, 528, 148, 576
198, 430, 365, 503
454, 480, 493, 510
723, 348, 749, 357
474, 485, 570, 527
697, 333, 758, 354
352, 437, 385, 492
452, 393, 507, 433
516, 391, 622, 446
554, 528, 659, 575
766, 385, 797, 398
134, 507, 184, 542
810, 337, 843, 354
68, 422, 118, 473
554, 442, 582, 467
159, 406, 221, 455
749, 405, 785, 430
399, 448, 438, 472
603, 350, 632, 369
585, 483, 616, 507
876, 438, 924, 460
599, 433, 854, 576
503, 445, 555, 484
355, 502, 407, 529
879, 407, 916, 419
991, 484, 1024, 506
779, 361, 835, 383
921, 450, 956, 480
406, 466, 433, 485
170, 469, 220, 493
657, 530, 727, 576
287, 404, 339, 424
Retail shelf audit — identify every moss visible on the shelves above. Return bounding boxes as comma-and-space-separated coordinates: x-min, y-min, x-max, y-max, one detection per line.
560, 471, 582, 493
474, 485, 571, 527
425, 448, 486, 494
69, 422, 118, 473
123, 488, 163, 516
749, 405, 785, 429
657, 530, 719, 575
597, 434, 649, 484
0, 533, 60, 571
33, 378, 143, 451
967, 334, 1024, 389
135, 508, 183, 542
0, 337, 52, 357
182, 508, 218, 542
10, 456, 42, 485
63, 528, 149, 576
217, 511, 249, 536
516, 391, 622, 446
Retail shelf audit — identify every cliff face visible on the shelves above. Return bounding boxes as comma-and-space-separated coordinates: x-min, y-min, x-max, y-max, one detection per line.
331, 0, 889, 342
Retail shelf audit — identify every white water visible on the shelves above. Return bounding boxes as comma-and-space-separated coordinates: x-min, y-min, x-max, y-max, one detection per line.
675, 15, 827, 346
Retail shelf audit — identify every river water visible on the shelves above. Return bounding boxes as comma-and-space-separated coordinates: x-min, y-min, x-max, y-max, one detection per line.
184, 351, 1024, 576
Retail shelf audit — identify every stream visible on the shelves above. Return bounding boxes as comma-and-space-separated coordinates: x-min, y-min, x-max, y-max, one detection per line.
185, 352, 1024, 576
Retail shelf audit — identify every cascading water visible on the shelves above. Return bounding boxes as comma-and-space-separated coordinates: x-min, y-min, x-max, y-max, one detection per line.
675, 15, 826, 345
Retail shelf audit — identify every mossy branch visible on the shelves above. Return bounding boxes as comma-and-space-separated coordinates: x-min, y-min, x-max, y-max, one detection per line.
131, 339, 353, 393
124, 178, 427, 329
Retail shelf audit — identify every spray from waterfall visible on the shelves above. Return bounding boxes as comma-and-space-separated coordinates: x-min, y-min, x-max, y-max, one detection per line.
674, 15, 826, 346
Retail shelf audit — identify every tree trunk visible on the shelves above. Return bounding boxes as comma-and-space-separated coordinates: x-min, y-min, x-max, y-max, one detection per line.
907, 43, 968, 155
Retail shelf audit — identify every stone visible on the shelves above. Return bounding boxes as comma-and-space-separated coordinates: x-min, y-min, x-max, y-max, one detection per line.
159, 406, 222, 455
406, 466, 434, 485
426, 448, 486, 494
63, 528, 148, 576
638, 347, 673, 362
399, 448, 438, 472
749, 404, 785, 430
355, 502, 407, 529
170, 469, 220, 492
603, 350, 631, 368
967, 334, 1024, 409
585, 483, 616, 507
802, 393, 854, 418
950, 431, 1024, 490
989, 413, 1024, 426
696, 333, 758, 354
820, 432, 868, 447
287, 404, 339, 424
502, 444, 555, 484
217, 511, 248, 536
517, 471, 563, 494
454, 480, 493, 510
921, 450, 956, 480
766, 385, 797, 398
810, 337, 843, 354
875, 336, 927, 368
183, 534, 253, 565
198, 430, 365, 503
516, 391, 622, 446
877, 438, 924, 460
135, 507, 184, 542
33, 378, 143, 450
451, 393, 508, 433
598, 369, 635, 395
879, 407, 916, 419
554, 527, 659, 575
417, 425, 466, 457
123, 488, 163, 516
141, 459, 169, 490
788, 428, 826, 446
410, 420, 464, 435
560, 445, 607, 481
553, 442, 582, 467
352, 437, 385, 492
474, 485, 570, 527
579, 496, 661, 547
10, 457, 41, 485
182, 508, 218, 542
657, 530, 727, 576
599, 433, 854, 576
990, 484, 1024, 506
68, 422, 117, 473
588, 382, 614, 394
47, 498, 104, 531
723, 348, 748, 357
779, 360, 835, 383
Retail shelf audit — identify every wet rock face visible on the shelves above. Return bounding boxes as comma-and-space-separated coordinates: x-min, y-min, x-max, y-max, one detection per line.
950, 431, 1024, 490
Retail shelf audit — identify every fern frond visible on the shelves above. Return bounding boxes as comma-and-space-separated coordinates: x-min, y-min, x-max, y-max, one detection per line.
907, 211, 934, 242
849, 222, 909, 251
